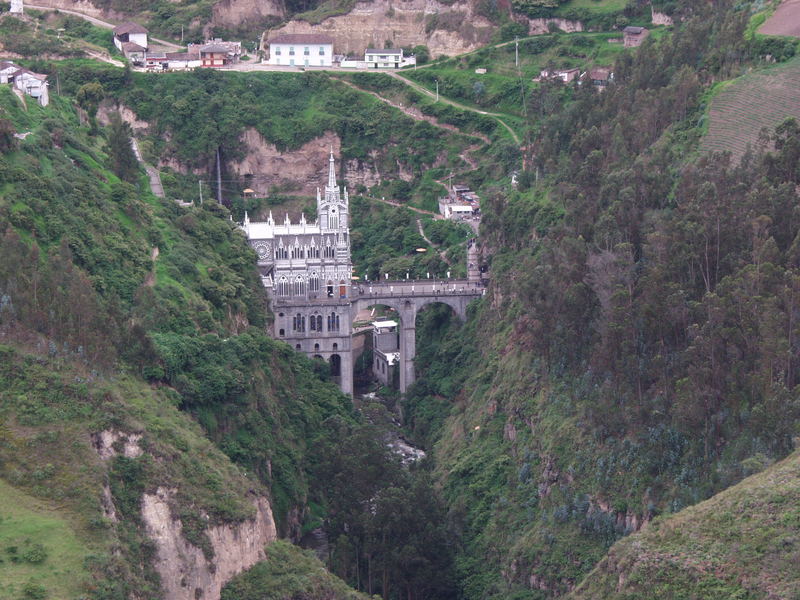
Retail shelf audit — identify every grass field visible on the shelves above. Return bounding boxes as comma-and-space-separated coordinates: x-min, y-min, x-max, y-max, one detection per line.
557, 0, 627, 15
0, 479, 91, 600
701, 55, 800, 160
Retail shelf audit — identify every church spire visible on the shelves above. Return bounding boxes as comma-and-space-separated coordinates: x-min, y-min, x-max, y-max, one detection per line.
327, 148, 336, 190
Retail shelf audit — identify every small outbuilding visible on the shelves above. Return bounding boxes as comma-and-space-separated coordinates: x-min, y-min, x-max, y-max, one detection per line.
623, 26, 649, 48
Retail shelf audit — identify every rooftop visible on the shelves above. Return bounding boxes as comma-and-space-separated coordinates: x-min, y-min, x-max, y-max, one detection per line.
366, 48, 402, 55
113, 22, 148, 35
373, 320, 398, 329
268, 33, 334, 45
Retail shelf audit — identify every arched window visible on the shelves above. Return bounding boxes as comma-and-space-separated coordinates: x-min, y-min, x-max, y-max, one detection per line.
277, 277, 289, 297
314, 343, 320, 351
327, 312, 339, 332
310, 315, 317, 331
294, 276, 305, 297
291, 244, 303, 259
308, 243, 320, 259
309, 272, 320, 293
324, 240, 334, 258
316, 315, 323, 331
329, 208, 339, 230
279, 328, 285, 336
275, 244, 288, 260
295, 344, 301, 350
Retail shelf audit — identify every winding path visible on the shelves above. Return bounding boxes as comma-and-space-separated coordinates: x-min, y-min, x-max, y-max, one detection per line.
387, 72, 521, 144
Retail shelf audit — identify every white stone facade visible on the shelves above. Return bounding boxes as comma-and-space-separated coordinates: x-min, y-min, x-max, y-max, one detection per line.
267, 34, 333, 67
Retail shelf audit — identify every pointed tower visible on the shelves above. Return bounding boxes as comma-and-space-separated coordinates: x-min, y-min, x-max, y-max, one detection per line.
317, 150, 349, 232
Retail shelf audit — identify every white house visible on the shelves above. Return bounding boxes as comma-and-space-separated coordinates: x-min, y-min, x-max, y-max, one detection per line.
113, 22, 148, 53
267, 33, 333, 67
11, 69, 49, 106
365, 48, 402, 69
0, 61, 19, 84
372, 320, 399, 386
10, 0, 23, 14
166, 52, 202, 70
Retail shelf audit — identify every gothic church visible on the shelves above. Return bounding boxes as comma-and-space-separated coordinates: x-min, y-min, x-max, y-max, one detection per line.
242, 152, 355, 392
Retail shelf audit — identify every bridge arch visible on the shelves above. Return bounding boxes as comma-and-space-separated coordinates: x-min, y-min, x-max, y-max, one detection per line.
353, 289, 478, 394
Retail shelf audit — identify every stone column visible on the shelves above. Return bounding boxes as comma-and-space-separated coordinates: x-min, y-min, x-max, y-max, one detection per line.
398, 303, 416, 394
340, 348, 354, 396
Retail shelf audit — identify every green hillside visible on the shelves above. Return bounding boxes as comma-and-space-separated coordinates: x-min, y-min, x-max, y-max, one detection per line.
570, 449, 800, 599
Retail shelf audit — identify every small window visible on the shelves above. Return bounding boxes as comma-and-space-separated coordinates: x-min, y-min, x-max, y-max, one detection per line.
289, 47, 295, 55
279, 328, 285, 336
319, 46, 325, 55
275, 48, 281, 55
304, 46, 310, 55
296, 344, 301, 350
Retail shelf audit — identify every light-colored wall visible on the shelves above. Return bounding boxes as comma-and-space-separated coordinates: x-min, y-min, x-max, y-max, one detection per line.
268, 43, 332, 66
129, 32, 148, 48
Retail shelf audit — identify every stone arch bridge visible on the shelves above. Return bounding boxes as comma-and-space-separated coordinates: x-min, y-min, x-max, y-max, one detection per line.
274, 279, 484, 395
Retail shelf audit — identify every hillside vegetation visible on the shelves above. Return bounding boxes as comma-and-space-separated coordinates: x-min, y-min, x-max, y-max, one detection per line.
570, 449, 800, 599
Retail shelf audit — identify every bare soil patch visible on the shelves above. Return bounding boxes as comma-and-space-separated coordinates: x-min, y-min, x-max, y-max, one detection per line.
759, 0, 800, 37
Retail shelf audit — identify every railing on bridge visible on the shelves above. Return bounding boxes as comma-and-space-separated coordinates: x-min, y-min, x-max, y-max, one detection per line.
354, 280, 485, 298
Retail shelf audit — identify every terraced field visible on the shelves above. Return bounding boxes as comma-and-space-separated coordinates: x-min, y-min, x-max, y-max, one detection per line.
701, 55, 800, 160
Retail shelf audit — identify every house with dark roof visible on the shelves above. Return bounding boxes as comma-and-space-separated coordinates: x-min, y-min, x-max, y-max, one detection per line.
585, 67, 614, 89
113, 22, 148, 54
187, 39, 242, 67
267, 33, 334, 67
365, 48, 402, 68
623, 26, 649, 48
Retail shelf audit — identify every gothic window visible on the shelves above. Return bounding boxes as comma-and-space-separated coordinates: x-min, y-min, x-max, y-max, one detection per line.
329, 208, 339, 230
277, 277, 289, 297
324, 241, 335, 258
308, 243, 320, 259
275, 245, 288, 259
327, 312, 340, 332
296, 344, 301, 350
309, 272, 320, 292
310, 315, 316, 331
279, 328, 285, 336
293, 313, 305, 332
291, 245, 303, 259
293, 276, 305, 297
316, 315, 322, 331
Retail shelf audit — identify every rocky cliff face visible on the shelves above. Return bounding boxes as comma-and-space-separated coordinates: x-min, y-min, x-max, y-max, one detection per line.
141, 487, 277, 600
212, 0, 286, 28
523, 17, 583, 35
230, 129, 384, 196
266, 0, 494, 58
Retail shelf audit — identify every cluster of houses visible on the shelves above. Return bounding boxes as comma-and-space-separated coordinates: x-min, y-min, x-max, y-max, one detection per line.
265, 34, 415, 69
0, 61, 48, 106
438, 184, 480, 221
113, 22, 242, 70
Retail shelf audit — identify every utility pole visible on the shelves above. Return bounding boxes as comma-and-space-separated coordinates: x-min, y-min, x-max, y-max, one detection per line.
181, 25, 184, 43
515, 37, 519, 68
435, 79, 439, 102
198, 180, 203, 205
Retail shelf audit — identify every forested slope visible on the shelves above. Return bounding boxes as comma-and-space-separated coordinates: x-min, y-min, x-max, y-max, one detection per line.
404, 1, 800, 597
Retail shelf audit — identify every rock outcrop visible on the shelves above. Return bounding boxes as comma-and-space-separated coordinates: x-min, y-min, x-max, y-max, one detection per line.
265, 0, 494, 58
212, 0, 286, 28
524, 17, 583, 35
141, 487, 277, 600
